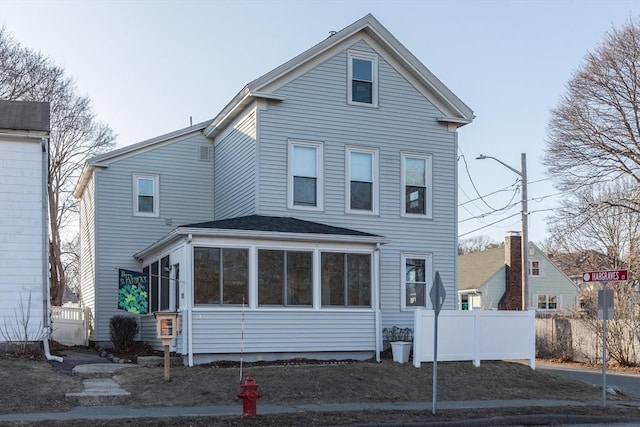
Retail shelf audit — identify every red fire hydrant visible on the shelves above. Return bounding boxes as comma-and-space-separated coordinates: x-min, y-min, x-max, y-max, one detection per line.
237, 376, 261, 416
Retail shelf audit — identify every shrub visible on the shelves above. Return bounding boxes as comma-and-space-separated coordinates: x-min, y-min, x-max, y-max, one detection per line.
109, 315, 139, 352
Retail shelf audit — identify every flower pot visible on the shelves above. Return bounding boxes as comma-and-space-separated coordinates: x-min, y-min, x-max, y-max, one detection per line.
391, 341, 411, 364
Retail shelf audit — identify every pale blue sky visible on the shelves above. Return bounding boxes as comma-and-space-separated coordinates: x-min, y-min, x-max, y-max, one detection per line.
2, 0, 639, 244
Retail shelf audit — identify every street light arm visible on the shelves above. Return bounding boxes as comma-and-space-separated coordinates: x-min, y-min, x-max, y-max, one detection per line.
476, 154, 522, 177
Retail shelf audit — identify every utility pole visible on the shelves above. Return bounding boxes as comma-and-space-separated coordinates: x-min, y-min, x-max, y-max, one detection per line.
476, 153, 529, 310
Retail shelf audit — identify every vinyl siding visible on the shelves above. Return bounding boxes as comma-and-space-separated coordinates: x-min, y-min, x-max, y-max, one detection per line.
79, 173, 97, 330
256, 40, 458, 330
529, 247, 578, 310
92, 133, 215, 342
482, 268, 507, 309
0, 138, 45, 340
189, 309, 374, 354
214, 110, 257, 219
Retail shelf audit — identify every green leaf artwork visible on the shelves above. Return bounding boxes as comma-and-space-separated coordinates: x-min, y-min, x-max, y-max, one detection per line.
118, 269, 150, 314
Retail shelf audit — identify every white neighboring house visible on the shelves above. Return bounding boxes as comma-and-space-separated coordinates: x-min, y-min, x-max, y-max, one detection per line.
458, 232, 579, 312
0, 100, 50, 349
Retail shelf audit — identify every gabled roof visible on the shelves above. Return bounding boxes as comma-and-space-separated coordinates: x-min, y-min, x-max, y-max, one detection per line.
135, 215, 387, 260
73, 120, 210, 198
204, 13, 474, 137
458, 246, 504, 290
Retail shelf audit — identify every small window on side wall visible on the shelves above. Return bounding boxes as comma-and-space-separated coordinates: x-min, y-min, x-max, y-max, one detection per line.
133, 173, 159, 217
348, 51, 378, 107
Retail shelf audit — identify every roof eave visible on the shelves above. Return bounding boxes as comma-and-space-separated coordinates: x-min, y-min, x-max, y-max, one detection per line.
203, 90, 285, 138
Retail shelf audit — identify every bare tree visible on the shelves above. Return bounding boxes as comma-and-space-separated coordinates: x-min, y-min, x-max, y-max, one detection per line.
545, 18, 640, 212
0, 27, 115, 305
458, 235, 500, 255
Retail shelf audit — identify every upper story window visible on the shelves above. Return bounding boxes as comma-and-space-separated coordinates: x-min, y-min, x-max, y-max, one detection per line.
346, 146, 378, 214
401, 152, 432, 218
133, 173, 159, 217
348, 51, 378, 107
529, 260, 542, 276
401, 253, 432, 309
288, 139, 323, 210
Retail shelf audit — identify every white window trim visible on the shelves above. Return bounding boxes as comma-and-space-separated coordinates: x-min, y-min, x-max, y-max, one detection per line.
133, 173, 159, 217
287, 139, 324, 211
536, 293, 560, 311
400, 152, 433, 218
345, 145, 379, 215
347, 50, 378, 107
400, 252, 433, 310
529, 259, 544, 277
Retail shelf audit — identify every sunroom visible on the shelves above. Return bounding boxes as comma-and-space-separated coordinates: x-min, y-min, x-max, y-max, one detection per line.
134, 215, 386, 366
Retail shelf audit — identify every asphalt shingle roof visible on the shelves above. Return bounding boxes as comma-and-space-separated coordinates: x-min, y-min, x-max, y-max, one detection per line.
458, 246, 505, 290
0, 100, 50, 132
182, 215, 380, 237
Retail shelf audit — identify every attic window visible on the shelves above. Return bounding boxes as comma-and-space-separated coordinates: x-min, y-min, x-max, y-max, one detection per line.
348, 51, 378, 107
199, 146, 211, 161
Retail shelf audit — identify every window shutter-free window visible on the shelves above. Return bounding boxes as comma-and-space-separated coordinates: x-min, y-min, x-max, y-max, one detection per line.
133, 173, 159, 217
401, 153, 432, 218
347, 51, 378, 107
347, 148, 377, 213
288, 140, 323, 210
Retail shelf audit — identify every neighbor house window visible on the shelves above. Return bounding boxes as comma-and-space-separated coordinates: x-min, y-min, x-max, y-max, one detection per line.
321, 252, 371, 307
346, 147, 378, 214
348, 50, 378, 106
133, 173, 159, 217
529, 260, 542, 276
401, 253, 432, 308
258, 250, 312, 306
193, 247, 248, 305
537, 294, 558, 310
288, 140, 323, 210
461, 294, 469, 310
401, 152, 432, 217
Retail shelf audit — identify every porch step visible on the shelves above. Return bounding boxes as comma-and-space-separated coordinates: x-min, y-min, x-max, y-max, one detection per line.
137, 355, 183, 367
65, 378, 131, 406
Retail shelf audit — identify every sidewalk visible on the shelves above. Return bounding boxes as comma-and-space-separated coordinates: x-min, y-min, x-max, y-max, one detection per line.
0, 398, 634, 423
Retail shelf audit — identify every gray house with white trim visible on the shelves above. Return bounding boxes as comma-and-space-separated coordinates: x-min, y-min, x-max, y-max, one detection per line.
74, 14, 474, 365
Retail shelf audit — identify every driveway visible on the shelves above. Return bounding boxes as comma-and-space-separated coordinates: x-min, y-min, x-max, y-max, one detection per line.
538, 361, 640, 399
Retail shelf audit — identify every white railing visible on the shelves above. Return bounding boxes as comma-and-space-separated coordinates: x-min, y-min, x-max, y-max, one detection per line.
413, 309, 536, 368
50, 306, 90, 346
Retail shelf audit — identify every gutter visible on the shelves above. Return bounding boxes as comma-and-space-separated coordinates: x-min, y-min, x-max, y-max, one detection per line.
41, 136, 62, 362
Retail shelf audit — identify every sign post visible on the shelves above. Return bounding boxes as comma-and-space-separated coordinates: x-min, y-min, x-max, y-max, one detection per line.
582, 269, 628, 406
429, 272, 446, 415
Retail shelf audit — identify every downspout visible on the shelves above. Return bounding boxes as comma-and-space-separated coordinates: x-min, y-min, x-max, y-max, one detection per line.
187, 234, 194, 367
374, 243, 381, 362
41, 136, 62, 362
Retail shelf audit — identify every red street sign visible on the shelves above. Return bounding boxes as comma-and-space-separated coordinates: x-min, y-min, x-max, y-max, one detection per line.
582, 270, 628, 283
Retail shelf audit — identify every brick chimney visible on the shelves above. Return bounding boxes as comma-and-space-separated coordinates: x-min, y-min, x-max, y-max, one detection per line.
499, 231, 522, 310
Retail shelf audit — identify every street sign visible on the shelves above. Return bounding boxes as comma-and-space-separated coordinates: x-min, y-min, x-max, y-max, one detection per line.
582, 270, 628, 283
430, 272, 446, 315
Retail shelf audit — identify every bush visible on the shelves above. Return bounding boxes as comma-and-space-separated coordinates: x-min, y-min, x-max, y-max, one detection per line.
109, 315, 139, 352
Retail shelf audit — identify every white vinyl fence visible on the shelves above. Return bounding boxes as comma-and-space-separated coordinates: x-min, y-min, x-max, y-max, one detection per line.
413, 309, 536, 368
50, 306, 90, 346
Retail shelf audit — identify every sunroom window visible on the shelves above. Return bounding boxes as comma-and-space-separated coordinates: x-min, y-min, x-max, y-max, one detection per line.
258, 250, 312, 306
321, 252, 371, 307
193, 247, 248, 305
